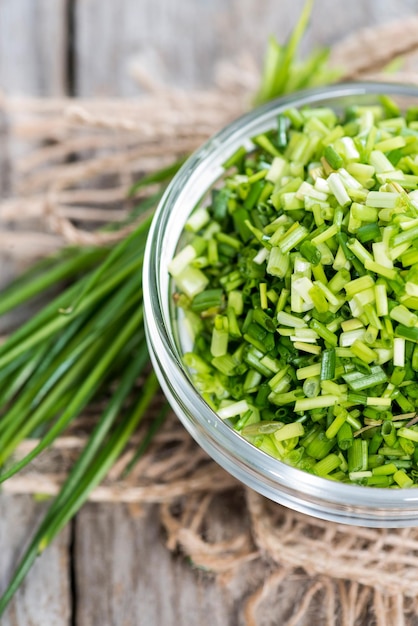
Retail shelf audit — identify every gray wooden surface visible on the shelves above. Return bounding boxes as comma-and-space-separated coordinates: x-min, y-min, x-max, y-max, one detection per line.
2, 1, 418, 625
1, 0, 418, 97
73, 502, 238, 626
0, 495, 71, 626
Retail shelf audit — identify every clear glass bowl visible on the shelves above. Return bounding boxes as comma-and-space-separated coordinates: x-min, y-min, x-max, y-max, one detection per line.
143, 82, 418, 528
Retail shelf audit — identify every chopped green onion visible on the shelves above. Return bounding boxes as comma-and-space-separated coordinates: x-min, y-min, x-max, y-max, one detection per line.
320, 348, 336, 380
325, 410, 347, 440
172, 99, 418, 489
294, 395, 339, 412
274, 421, 305, 441
314, 453, 341, 476
347, 439, 368, 473
218, 400, 250, 419
324, 145, 343, 170
337, 422, 353, 450
393, 469, 414, 488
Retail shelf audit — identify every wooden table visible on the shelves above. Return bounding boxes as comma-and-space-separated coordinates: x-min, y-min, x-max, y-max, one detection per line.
1, 0, 417, 98
1, 2, 418, 623
1, 495, 253, 625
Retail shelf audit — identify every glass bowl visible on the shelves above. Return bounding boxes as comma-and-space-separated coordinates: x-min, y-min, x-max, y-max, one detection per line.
143, 82, 418, 528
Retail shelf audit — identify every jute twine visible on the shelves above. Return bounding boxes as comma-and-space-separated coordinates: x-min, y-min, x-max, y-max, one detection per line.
2, 17, 418, 625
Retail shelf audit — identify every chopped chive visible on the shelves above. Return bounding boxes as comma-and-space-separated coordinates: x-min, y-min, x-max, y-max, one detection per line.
172, 98, 418, 490
347, 439, 367, 473
222, 146, 247, 170
218, 400, 250, 419
393, 469, 414, 488
397, 427, 418, 443
390, 304, 418, 327
314, 453, 341, 476
396, 325, 418, 343
309, 319, 338, 347
337, 422, 353, 450
320, 348, 336, 381
351, 340, 377, 364
326, 411, 347, 440
300, 240, 321, 265
294, 395, 338, 412
191, 289, 223, 313
274, 422, 305, 441
381, 421, 397, 447
306, 430, 336, 460
324, 145, 343, 169
328, 172, 351, 206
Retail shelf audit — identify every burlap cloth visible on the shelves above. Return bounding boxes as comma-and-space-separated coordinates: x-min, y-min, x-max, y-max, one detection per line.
2, 18, 418, 625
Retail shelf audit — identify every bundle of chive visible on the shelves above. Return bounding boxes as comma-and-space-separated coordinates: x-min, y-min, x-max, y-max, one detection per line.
170, 96, 418, 488
0, 167, 179, 613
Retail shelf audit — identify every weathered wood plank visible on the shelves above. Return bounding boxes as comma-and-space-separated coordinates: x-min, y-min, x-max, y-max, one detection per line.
74, 502, 237, 626
0, 0, 417, 97
0, 494, 71, 626
0, 0, 68, 96
0, 107, 13, 288
73, 496, 333, 626
74, 0, 418, 97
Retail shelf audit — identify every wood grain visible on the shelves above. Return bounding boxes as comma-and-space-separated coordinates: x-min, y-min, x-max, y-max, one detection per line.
0, 108, 12, 289
72, 494, 335, 625
0, 0, 68, 96
74, 502, 237, 626
0, 494, 71, 626
73, 0, 418, 97
1, 0, 418, 97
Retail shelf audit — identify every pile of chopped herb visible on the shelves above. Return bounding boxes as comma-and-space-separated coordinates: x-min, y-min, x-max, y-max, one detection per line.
170, 97, 418, 487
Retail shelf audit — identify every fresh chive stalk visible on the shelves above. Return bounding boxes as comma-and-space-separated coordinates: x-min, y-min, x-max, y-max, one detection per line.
253, 0, 340, 106
0, 159, 186, 615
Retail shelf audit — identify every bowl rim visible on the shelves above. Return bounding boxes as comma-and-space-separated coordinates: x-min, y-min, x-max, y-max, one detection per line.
143, 81, 418, 525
